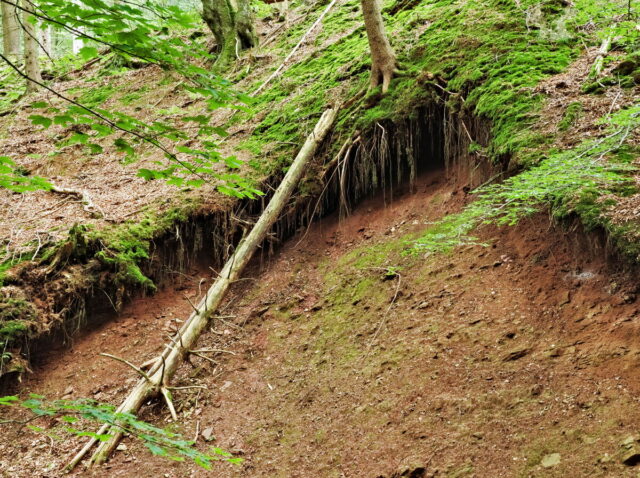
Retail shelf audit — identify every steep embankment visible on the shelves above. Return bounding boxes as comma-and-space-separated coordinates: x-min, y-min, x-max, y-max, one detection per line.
0, 0, 638, 381
0, 0, 640, 475
3, 170, 640, 477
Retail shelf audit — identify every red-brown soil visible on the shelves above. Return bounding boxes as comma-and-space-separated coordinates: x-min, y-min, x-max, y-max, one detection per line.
2, 170, 640, 477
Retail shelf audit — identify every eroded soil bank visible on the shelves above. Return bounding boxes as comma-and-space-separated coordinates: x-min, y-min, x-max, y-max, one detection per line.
2, 170, 640, 477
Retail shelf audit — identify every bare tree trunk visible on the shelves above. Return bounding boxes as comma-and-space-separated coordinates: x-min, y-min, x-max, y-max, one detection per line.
1, 1, 20, 57
361, 0, 398, 93
80, 108, 338, 468
22, 1, 41, 93
201, 0, 258, 70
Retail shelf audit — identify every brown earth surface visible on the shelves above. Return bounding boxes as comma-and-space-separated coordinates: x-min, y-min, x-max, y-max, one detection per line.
2, 169, 640, 477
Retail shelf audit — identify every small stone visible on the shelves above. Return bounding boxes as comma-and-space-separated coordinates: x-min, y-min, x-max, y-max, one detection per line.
116, 444, 127, 452
201, 427, 215, 442
541, 453, 561, 468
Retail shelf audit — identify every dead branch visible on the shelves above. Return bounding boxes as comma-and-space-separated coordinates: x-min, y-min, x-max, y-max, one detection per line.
99, 353, 152, 382
67, 108, 338, 469
50, 184, 103, 218
593, 36, 612, 77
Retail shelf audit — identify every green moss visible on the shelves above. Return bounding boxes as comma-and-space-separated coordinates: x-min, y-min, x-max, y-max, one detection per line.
242, 0, 587, 175
581, 76, 616, 94
558, 102, 582, 131
89, 199, 199, 289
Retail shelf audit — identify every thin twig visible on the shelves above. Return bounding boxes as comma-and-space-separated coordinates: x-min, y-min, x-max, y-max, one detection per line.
99, 353, 151, 382
160, 387, 178, 421
190, 348, 237, 355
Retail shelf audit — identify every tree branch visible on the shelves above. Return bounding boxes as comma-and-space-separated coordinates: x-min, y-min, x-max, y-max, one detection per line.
0, 51, 209, 183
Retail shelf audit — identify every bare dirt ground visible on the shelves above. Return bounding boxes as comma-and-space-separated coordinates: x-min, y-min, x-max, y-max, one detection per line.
3, 169, 640, 477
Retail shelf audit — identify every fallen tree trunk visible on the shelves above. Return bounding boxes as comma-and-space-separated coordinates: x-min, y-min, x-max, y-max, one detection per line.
66, 107, 337, 469
593, 35, 612, 77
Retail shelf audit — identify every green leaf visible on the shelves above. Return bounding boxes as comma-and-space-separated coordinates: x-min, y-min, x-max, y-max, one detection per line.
137, 168, 158, 180
86, 143, 104, 154
53, 115, 75, 127
28, 115, 52, 129
145, 442, 169, 457
67, 132, 89, 146
0, 395, 19, 405
114, 138, 135, 157
78, 46, 99, 61
90, 124, 113, 137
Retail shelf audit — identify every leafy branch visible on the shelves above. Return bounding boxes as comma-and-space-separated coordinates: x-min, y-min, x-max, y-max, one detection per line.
0, 394, 242, 469
0, 0, 262, 197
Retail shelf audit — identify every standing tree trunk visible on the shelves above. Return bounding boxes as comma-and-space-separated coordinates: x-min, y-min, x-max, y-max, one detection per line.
201, 0, 258, 71
22, 1, 41, 93
1, 1, 20, 57
41, 24, 52, 58
361, 0, 398, 93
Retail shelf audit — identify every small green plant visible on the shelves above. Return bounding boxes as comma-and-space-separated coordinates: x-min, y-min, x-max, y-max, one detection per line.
0, 394, 242, 469
0, 157, 51, 192
412, 104, 639, 254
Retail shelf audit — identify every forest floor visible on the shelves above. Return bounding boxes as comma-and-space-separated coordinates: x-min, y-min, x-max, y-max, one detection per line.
3, 168, 640, 477
1, 1, 640, 476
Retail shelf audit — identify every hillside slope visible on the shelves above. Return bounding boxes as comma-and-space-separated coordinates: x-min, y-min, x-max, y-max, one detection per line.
0, 0, 639, 475
0, 0, 638, 377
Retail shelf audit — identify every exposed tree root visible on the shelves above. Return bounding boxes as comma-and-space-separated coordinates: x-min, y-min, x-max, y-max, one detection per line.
50, 184, 103, 218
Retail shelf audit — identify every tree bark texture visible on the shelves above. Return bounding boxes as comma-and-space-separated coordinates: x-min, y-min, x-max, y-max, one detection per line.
86, 108, 338, 467
201, 0, 258, 70
41, 24, 52, 57
22, 1, 41, 93
361, 0, 397, 93
1, 0, 20, 57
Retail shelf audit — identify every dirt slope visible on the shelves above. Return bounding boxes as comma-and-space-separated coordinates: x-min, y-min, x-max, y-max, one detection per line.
2, 168, 640, 477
